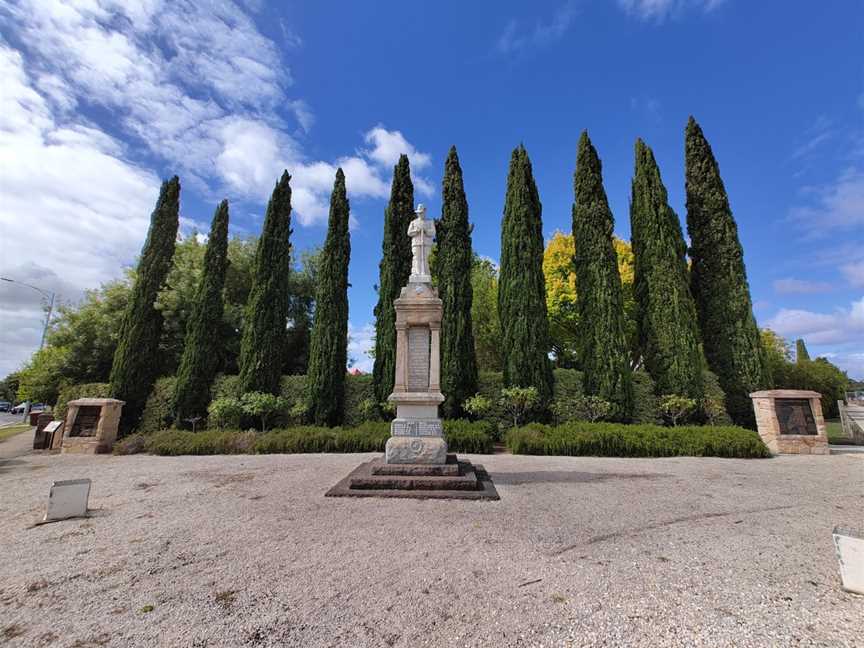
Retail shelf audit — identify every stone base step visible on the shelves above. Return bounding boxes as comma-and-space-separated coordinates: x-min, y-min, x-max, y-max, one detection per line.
326, 457, 500, 500
371, 454, 459, 476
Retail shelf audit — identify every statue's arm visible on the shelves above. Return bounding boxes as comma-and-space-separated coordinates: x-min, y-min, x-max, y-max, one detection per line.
407, 220, 419, 236
427, 220, 436, 237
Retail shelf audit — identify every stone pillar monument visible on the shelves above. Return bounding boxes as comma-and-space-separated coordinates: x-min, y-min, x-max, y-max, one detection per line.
385, 204, 447, 465
324, 204, 498, 499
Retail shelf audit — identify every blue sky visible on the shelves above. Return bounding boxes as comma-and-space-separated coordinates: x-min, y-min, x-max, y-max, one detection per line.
1, 0, 862, 379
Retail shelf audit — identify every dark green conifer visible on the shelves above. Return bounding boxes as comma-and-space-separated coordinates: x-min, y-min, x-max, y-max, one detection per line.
498, 145, 554, 405
572, 132, 633, 420
173, 200, 230, 428
372, 155, 414, 403
630, 139, 705, 401
238, 171, 293, 395
685, 117, 767, 427
796, 338, 810, 364
437, 146, 478, 417
306, 169, 351, 426
110, 176, 180, 434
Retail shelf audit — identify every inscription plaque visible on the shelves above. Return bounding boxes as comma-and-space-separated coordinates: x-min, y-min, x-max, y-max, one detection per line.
391, 419, 443, 437
407, 326, 430, 390
775, 398, 817, 436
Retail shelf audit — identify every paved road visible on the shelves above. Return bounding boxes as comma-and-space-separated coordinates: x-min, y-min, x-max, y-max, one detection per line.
0, 411, 26, 427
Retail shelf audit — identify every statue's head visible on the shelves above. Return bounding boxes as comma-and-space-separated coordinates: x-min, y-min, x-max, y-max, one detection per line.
415, 204, 426, 220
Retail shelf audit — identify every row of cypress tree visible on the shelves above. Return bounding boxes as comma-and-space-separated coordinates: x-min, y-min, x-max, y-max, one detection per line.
110, 116, 764, 433
488, 118, 766, 427
110, 168, 353, 433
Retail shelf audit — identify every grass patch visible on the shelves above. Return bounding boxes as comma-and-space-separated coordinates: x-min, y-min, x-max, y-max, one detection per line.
114, 421, 494, 456
0, 424, 31, 443
825, 419, 855, 445
506, 421, 770, 459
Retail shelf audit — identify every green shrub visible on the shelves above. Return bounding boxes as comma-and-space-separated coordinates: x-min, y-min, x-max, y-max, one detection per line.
499, 386, 539, 428
55, 382, 110, 421
443, 419, 494, 454
141, 429, 257, 456
344, 374, 376, 426
506, 421, 769, 459
136, 376, 176, 434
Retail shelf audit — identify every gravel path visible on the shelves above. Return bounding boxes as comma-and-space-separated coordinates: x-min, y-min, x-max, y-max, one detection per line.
1, 451, 861, 647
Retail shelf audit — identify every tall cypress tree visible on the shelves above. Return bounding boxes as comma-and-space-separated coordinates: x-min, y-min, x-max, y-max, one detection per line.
437, 146, 478, 417
685, 117, 767, 427
372, 155, 414, 403
173, 200, 230, 428
498, 145, 554, 405
630, 139, 704, 401
572, 132, 633, 420
796, 338, 810, 364
306, 169, 351, 426
238, 171, 293, 396
110, 176, 180, 434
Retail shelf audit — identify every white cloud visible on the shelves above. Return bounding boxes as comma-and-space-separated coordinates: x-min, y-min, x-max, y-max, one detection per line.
772, 277, 834, 295
347, 322, 375, 373
789, 167, 864, 236
495, 1, 579, 55
841, 261, 864, 288
617, 0, 726, 22
3, 0, 433, 227
0, 44, 160, 377
764, 298, 864, 346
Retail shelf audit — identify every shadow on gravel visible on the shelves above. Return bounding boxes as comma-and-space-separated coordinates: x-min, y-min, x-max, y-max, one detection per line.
0, 458, 30, 475
490, 470, 669, 486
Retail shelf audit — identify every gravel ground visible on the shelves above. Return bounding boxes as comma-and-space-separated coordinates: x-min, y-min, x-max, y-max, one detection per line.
1, 451, 862, 648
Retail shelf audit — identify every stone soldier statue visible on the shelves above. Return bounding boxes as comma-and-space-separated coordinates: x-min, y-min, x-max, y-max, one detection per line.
407, 203, 435, 281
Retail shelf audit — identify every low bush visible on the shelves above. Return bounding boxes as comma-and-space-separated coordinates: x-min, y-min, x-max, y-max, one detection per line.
136, 376, 176, 434
112, 419, 494, 456
443, 419, 494, 454
506, 421, 770, 459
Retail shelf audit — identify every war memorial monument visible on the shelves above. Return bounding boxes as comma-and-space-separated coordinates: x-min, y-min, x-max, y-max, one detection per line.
327, 205, 498, 499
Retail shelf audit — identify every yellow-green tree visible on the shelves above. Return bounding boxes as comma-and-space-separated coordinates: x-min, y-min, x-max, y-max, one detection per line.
543, 231, 636, 366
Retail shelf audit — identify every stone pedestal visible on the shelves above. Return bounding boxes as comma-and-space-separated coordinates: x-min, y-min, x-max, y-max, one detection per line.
59, 398, 125, 454
750, 390, 829, 455
386, 280, 446, 464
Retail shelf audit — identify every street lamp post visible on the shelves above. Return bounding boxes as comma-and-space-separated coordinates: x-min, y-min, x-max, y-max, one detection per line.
1, 277, 57, 421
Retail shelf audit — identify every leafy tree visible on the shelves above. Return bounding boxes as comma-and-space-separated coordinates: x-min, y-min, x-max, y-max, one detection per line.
16, 346, 71, 405
240, 391, 286, 433
373, 155, 414, 402
543, 231, 636, 367
173, 200, 230, 428
238, 171, 293, 395
207, 397, 243, 430
685, 117, 767, 427
630, 139, 705, 402
498, 145, 554, 405
499, 386, 539, 428
572, 132, 633, 420
462, 393, 492, 419
110, 176, 180, 434
795, 338, 811, 363
437, 147, 478, 417
470, 256, 502, 372
0, 373, 19, 403
658, 394, 698, 427
284, 249, 319, 376
306, 169, 351, 426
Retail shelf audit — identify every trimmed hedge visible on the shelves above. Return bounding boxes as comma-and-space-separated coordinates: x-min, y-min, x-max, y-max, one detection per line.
136, 376, 177, 434
506, 421, 769, 459
114, 420, 494, 456
443, 419, 495, 454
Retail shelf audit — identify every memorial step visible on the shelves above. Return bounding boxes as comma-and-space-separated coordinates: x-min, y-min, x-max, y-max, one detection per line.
351, 460, 478, 491
372, 454, 460, 476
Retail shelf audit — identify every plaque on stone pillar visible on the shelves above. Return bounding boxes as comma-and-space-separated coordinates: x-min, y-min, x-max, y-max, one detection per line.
407, 327, 430, 391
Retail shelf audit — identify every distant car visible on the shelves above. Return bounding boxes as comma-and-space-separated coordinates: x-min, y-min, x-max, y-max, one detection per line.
10, 402, 43, 415
0, 401, 10, 412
